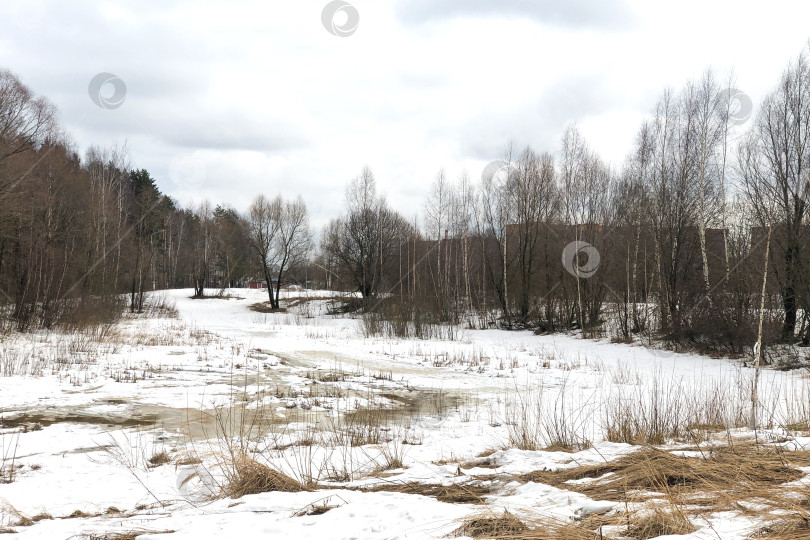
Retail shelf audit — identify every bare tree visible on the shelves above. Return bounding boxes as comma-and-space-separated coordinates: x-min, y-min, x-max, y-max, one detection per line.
740, 49, 810, 342
560, 126, 613, 331
510, 147, 558, 323
689, 72, 726, 302
617, 120, 655, 338
477, 146, 516, 324
0, 69, 56, 171
424, 169, 452, 313
85, 143, 130, 293
246, 194, 282, 304
646, 87, 704, 336
191, 201, 215, 298
447, 170, 477, 320
323, 167, 411, 301
270, 196, 312, 308
128, 169, 163, 312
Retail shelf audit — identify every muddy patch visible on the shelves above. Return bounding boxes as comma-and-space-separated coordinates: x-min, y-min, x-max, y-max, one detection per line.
376, 390, 464, 419
0, 411, 159, 430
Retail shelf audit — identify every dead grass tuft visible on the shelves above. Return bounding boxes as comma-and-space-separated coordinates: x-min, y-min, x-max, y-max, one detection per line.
523, 443, 809, 509
223, 453, 304, 498
175, 455, 202, 466
364, 480, 493, 504
291, 495, 346, 517
625, 507, 695, 539
753, 511, 810, 539
148, 450, 171, 468
11, 511, 53, 527
64, 509, 95, 519
453, 510, 599, 539
304, 504, 334, 515
248, 302, 287, 314
454, 510, 528, 538
88, 530, 175, 540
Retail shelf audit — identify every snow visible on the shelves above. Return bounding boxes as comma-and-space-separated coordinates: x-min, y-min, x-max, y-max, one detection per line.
0, 288, 807, 538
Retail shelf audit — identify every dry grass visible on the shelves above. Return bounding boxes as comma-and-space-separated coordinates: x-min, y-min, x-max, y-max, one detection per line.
625, 507, 695, 539
175, 454, 203, 466
12, 512, 52, 527
364, 480, 493, 504
294, 503, 336, 516
248, 302, 287, 314
504, 379, 591, 452
453, 510, 598, 539
116, 320, 216, 348
147, 450, 171, 467
292, 495, 346, 517
596, 367, 810, 446
371, 440, 406, 473
522, 443, 810, 509
753, 511, 810, 538
454, 510, 528, 538
64, 509, 96, 518
222, 453, 304, 498
88, 531, 175, 540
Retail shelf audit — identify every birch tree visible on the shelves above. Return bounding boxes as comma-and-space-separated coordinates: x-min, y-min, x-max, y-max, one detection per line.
740, 50, 810, 342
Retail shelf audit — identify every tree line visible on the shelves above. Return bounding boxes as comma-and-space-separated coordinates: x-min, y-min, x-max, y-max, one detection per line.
2, 44, 810, 357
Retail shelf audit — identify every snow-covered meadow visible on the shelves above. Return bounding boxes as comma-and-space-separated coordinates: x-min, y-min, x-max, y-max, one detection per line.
1, 289, 809, 539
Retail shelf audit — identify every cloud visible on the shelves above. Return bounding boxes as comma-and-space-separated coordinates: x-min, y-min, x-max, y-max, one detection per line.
150, 109, 311, 153
2, 0, 810, 228
394, 0, 636, 30
450, 72, 620, 164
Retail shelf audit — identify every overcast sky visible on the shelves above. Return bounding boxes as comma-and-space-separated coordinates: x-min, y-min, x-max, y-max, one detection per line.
2, 0, 809, 227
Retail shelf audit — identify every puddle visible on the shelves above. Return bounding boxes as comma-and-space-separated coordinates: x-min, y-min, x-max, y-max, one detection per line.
0, 411, 158, 430
0, 350, 473, 448
377, 389, 464, 419
0, 404, 237, 443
